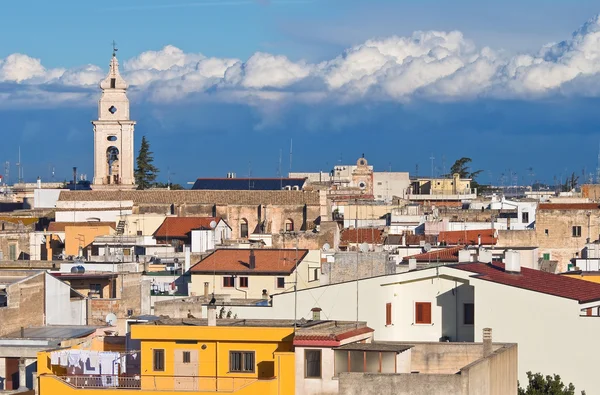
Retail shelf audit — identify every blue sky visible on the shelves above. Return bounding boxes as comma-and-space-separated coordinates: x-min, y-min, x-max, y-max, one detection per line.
2, 0, 600, 186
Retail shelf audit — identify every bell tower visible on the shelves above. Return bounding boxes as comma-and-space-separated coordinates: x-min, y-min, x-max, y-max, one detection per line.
92, 45, 136, 189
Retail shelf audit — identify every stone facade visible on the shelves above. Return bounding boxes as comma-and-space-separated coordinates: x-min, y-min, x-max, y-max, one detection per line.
0, 272, 45, 337
87, 272, 150, 333
321, 251, 393, 285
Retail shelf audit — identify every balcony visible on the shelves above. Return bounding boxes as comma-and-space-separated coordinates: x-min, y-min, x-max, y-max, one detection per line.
40, 374, 276, 393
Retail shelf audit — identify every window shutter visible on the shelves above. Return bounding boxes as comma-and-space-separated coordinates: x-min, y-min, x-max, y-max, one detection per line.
385, 303, 392, 326
416, 302, 432, 324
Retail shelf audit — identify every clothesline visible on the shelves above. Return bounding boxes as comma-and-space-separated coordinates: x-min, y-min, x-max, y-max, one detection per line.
49, 350, 138, 387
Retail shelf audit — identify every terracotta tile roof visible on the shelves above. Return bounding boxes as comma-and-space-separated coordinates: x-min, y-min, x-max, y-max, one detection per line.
190, 249, 309, 275
340, 228, 385, 245
47, 222, 116, 232
453, 262, 600, 303
403, 246, 462, 263
384, 234, 437, 246
153, 217, 228, 239
438, 229, 497, 245
293, 326, 374, 347
58, 190, 320, 205
538, 203, 600, 210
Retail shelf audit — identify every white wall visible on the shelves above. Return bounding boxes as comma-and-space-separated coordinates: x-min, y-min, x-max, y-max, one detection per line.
373, 172, 410, 201
226, 266, 600, 394
295, 347, 338, 395
44, 273, 86, 326
34, 189, 62, 209
56, 209, 132, 223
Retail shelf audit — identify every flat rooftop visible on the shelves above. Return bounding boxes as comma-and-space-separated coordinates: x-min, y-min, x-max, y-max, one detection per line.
2, 325, 103, 340
335, 342, 413, 353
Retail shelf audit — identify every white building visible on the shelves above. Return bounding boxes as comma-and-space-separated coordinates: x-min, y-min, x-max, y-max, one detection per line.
221, 257, 600, 393
488, 195, 537, 230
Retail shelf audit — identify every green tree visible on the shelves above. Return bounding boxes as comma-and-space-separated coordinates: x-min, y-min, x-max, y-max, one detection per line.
134, 136, 159, 190
448, 157, 485, 193
518, 371, 585, 395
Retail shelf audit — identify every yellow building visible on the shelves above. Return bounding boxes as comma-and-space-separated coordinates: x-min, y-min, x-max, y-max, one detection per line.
410, 173, 473, 196
37, 314, 296, 395
561, 270, 600, 284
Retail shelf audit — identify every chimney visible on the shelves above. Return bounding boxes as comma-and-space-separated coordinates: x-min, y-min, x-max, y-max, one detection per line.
262, 289, 269, 300
483, 328, 492, 357
37, 177, 41, 189
408, 258, 417, 271
73, 167, 77, 186
477, 234, 481, 246
207, 305, 217, 327
204, 282, 209, 299
504, 250, 521, 273
311, 307, 322, 321
249, 249, 256, 270
401, 234, 406, 246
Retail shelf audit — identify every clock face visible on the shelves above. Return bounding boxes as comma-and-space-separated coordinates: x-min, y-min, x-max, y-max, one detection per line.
109, 106, 117, 114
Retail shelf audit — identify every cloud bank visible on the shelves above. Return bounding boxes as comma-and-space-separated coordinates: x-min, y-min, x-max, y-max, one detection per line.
3, 14, 600, 106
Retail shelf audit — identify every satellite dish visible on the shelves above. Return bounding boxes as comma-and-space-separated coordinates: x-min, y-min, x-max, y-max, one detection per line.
209, 220, 217, 229
106, 313, 118, 327
359, 243, 369, 253
322, 243, 331, 252
424, 243, 432, 252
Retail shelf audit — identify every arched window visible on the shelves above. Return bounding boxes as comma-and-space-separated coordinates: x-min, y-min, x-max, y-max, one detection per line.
285, 218, 294, 232
240, 218, 249, 238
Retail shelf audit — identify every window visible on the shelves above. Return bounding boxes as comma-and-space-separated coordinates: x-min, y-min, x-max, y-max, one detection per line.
8, 244, 16, 261
543, 253, 550, 260
285, 219, 294, 232
311, 268, 319, 282
110, 78, 116, 88
240, 219, 249, 238
229, 351, 255, 372
239, 277, 249, 288
464, 303, 474, 325
89, 284, 102, 298
223, 277, 234, 288
385, 303, 392, 326
415, 302, 432, 324
544, 229, 549, 236
522, 212, 529, 223
183, 351, 191, 364
572, 226, 582, 237
304, 349, 322, 378
153, 349, 165, 371
276, 277, 285, 289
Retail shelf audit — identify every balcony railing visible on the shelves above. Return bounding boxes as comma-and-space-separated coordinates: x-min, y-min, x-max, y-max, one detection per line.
54, 374, 265, 392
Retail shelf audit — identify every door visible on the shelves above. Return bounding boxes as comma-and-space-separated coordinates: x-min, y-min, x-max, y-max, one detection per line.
5, 358, 19, 390
174, 350, 198, 391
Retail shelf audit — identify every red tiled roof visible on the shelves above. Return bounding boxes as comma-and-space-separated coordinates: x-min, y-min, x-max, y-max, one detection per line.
403, 246, 462, 263
190, 249, 309, 275
453, 262, 600, 303
293, 327, 374, 347
538, 203, 600, 210
340, 228, 384, 245
47, 222, 116, 232
438, 229, 497, 245
154, 217, 227, 239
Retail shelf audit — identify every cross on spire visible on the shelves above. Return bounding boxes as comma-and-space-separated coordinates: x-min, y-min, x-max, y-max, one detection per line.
112, 40, 118, 57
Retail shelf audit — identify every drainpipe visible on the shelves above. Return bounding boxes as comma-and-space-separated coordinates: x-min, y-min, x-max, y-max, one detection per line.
234, 276, 247, 299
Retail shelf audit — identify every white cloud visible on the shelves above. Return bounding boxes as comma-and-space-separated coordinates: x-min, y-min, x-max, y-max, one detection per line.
123, 45, 205, 71
0, 53, 63, 83
5, 14, 600, 104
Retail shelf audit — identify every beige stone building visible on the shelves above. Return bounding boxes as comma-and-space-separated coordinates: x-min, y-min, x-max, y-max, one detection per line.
498, 203, 600, 272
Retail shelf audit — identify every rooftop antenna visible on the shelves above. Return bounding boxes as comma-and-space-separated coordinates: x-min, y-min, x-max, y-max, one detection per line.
415, 163, 419, 178
429, 153, 435, 179
4, 162, 9, 186
289, 138, 293, 175
16, 147, 22, 184
112, 40, 118, 57
596, 141, 600, 184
